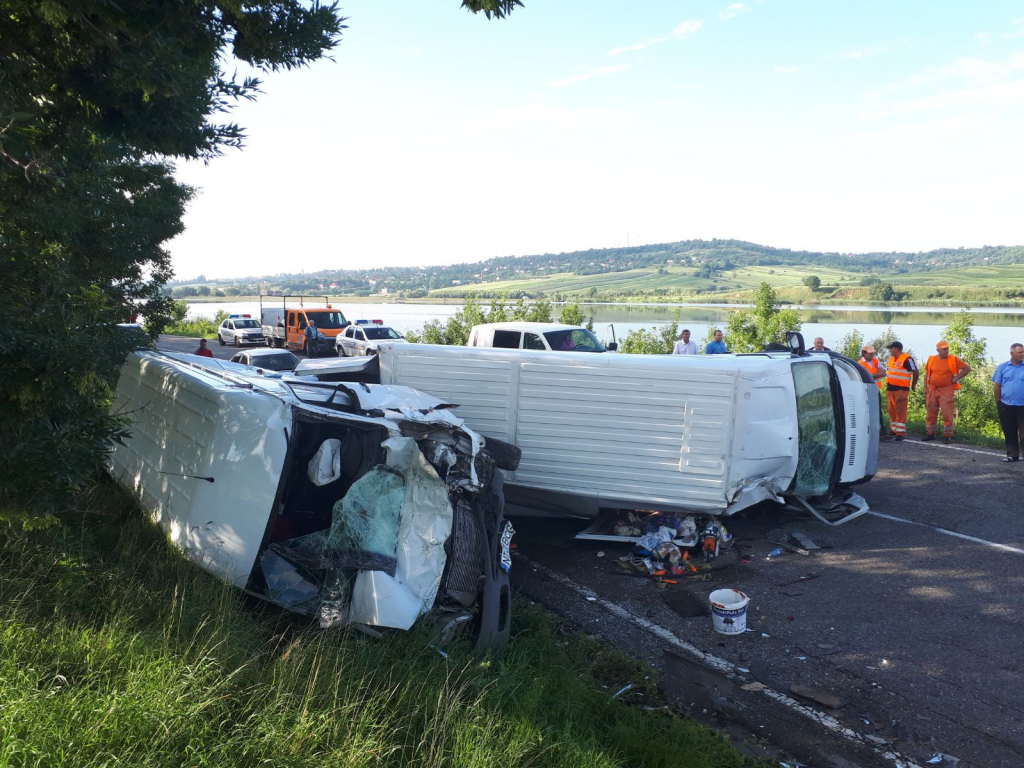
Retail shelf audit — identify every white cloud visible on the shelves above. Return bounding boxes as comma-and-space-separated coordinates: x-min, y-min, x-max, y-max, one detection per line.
843, 45, 887, 59
718, 3, 751, 21
673, 20, 703, 38
774, 65, 800, 75
974, 32, 992, 47
909, 53, 1024, 87
546, 64, 631, 89
606, 37, 666, 57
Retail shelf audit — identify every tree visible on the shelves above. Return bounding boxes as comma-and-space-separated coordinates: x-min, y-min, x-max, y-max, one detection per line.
868, 282, 897, 302
0, 2, 346, 519
803, 275, 821, 290
721, 282, 802, 352
619, 310, 680, 355
559, 300, 586, 326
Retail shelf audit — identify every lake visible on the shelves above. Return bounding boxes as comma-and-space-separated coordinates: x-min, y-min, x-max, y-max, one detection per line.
186, 300, 1024, 360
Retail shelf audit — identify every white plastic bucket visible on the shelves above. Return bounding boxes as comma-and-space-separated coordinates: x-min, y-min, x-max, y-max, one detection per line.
709, 589, 749, 635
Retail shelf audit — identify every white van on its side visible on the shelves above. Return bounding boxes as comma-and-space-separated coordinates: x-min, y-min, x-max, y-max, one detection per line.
295, 335, 879, 526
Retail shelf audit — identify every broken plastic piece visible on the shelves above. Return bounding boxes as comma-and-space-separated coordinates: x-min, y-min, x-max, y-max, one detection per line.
260, 550, 319, 609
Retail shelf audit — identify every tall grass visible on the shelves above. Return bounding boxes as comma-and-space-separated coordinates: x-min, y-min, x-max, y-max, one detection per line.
0, 483, 759, 768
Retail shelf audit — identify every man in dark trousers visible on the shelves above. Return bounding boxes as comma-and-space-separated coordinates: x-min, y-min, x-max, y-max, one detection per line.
993, 342, 1024, 462
303, 319, 319, 358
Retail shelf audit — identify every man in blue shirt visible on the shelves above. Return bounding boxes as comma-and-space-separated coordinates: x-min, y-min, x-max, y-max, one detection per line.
704, 329, 728, 355
992, 342, 1024, 462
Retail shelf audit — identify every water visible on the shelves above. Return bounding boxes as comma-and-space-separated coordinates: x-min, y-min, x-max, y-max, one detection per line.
187, 300, 1024, 360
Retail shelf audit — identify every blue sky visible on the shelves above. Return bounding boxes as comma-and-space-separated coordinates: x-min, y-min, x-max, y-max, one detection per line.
170, 1, 1024, 279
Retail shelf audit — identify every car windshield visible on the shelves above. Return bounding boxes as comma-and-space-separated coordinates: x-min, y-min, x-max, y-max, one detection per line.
308, 311, 348, 329
234, 319, 260, 329
790, 361, 838, 496
363, 327, 402, 340
252, 352, 300, 371
542, 329, 606, 352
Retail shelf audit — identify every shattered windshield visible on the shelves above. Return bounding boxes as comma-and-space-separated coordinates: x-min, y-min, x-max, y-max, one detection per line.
791, 361, 838, 496
543, 329, 606, 352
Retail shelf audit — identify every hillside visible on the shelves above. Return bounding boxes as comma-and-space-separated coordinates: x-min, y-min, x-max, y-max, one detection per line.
168, 239, 1024, 305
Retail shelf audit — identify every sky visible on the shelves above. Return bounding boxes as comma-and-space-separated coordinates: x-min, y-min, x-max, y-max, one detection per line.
169, 1, 1024, 280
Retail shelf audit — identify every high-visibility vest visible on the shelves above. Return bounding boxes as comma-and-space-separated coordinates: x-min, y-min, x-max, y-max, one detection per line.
886, 353, 913, 388
859, 357, 883, 390
926, 354, 962, 390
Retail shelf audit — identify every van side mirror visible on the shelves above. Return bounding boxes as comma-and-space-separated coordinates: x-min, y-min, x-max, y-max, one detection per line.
606, 342, 618, 352
786, 331, 806, 355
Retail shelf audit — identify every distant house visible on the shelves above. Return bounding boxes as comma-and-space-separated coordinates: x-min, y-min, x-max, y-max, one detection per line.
452, 280, 462, 285
380, 287, 389, 296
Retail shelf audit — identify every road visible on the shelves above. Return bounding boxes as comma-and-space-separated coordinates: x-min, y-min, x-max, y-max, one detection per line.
158, 335, 1018, 766
509, 439, 1023, 768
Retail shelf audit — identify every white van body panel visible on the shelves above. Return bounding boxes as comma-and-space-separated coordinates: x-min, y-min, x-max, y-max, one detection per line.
372, 344, 821, 518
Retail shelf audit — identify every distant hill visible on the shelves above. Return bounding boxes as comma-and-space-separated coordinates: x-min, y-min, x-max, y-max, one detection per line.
168, 239, 1024, 301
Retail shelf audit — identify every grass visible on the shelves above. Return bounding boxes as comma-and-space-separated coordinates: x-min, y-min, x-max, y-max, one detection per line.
0, 482, 761, 768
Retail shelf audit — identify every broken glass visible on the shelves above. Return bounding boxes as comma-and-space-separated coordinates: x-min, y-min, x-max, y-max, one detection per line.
791, 361, 838, 496
324, 466, 405, 574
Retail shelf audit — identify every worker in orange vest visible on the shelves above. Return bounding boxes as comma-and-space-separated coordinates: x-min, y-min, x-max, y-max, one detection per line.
923, 340, 971, 443
858, 344, 887, 433
885, 341, 918, 441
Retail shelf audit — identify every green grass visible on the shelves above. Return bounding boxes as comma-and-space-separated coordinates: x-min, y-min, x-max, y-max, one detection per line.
0, 483, 760, 768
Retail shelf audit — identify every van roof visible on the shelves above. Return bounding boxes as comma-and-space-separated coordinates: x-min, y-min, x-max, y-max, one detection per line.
474, 322, 583, 332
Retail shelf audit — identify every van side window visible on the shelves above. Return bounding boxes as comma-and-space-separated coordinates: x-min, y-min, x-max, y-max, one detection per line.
523, 333, 546, 350
287, 312, 296, 328
492, 330, 522, 349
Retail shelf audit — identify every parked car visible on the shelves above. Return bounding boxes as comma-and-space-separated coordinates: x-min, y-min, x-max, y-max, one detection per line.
467, 322, 615, 352
217, 314, 265, 346
230, 348, 301, 372
337, 322, 407, 357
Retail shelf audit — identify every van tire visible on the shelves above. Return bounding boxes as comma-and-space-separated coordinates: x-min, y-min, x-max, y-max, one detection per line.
483, 437, 521, 472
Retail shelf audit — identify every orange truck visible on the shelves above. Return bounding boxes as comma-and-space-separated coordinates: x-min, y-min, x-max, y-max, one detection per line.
259, 296, 350, 355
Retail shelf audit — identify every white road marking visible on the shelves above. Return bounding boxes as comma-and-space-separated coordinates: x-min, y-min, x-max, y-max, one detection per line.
867, 511, 1024, 556
900, 440, 1003, 458
516, 553, 926, 768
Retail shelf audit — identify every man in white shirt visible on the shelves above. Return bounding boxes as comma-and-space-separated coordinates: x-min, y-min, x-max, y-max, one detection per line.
672, 329, 697, 355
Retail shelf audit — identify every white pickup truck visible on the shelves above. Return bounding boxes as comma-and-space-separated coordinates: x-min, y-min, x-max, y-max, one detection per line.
294, 333, 879, 526
467, 322, 617, 352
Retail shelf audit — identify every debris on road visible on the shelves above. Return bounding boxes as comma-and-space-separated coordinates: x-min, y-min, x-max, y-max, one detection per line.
767, 547, 785, 559
790, 685, 847, 709
663, 589, 710, 618
776, 573, 821, 587
791, 531, 821, 550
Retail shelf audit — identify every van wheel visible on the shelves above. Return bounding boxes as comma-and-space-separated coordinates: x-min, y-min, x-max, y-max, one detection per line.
483, 437, 522, 472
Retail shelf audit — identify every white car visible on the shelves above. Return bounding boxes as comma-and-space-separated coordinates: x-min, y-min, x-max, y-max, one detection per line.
229, 348, 301, 372
218, 315, 265, 346
336, 324, 407, 357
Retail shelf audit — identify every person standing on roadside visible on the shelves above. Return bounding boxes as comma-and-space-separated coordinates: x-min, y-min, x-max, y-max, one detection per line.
858, 344, 887, 432
922, 340, 971, 443
303, 319, 319, 358
885, 341, 918, 441
704, 329, 728, 354
992, 342, 1024, 462
195, 338, 213, 358
672, 329, 697, 355
811, 337, 830, 352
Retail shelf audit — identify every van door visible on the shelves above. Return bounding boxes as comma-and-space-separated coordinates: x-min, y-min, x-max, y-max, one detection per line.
286, 311, 298, 348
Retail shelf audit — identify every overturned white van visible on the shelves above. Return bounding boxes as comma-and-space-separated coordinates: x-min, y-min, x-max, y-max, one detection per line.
108, 351, 516, 651
295, 335, 879, 526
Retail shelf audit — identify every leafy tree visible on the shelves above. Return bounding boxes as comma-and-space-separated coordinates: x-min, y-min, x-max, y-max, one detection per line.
721, 282, 802, 352
838, 329, 866, 360
619, 310, 680, 355
0, 2, 346, 518
559, 300, 586, 326
803, 275, 821, 290
868, 282, 897, 302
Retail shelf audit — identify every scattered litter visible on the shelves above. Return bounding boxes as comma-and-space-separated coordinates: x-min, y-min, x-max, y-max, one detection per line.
776, 573, 821, 587
596, 551, 605, 558
782, 590, 804, 597
766, 547, 784, 559
761, 632, 770, 638
611, 683, 634, 699
796, 642, 841, 657
774, 538, 810, 556
926, 754, 960, 767
791, 531, 821, 550
586, 596, 597, 602
796, 656, 808, 660
741, 682, 768, 692
737, 667, 750, 673
790, 685, 846, 709
786, 615, 794, 621
740, 555, 752, 563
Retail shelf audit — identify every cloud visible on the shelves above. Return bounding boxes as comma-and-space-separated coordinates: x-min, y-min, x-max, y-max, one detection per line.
773, 65, 800, 75
546, 64, 631, 89
843, 45, 888, 59
974, 32, 992, 47
718, 3, 751, 21
606, 37, 666, 57
673, 20, 703, 38
909, 53, 1024, 87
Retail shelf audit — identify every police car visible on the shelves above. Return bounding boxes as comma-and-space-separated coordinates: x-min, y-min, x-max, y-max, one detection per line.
217, 314, 266, 346
336, 320, 407, 356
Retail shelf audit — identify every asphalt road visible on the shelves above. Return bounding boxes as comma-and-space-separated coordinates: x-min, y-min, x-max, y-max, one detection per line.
510, 440, 1023, 768
159, 334, 1019, 766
